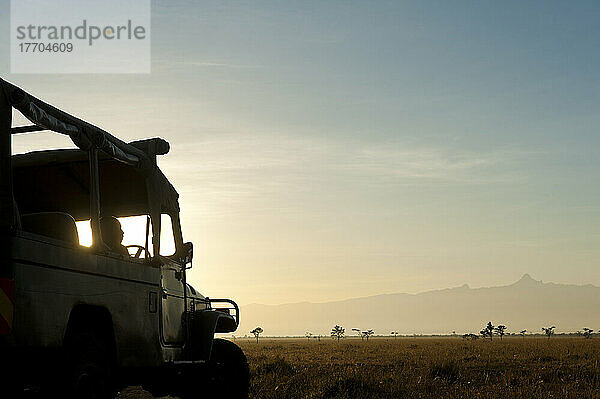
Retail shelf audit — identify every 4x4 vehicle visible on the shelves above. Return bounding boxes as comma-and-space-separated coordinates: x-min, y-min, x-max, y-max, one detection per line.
0, 79, 249, 398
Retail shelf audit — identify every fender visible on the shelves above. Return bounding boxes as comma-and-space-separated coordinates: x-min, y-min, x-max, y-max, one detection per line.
184, 310, 237, 361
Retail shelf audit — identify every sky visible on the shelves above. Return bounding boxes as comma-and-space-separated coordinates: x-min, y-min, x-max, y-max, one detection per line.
2, 1, 600, 305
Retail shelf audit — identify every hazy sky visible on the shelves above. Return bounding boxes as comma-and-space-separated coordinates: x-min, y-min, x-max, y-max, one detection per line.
2, 1, 600, 305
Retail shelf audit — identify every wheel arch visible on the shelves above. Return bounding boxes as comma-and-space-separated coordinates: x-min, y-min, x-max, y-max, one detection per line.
63, 304, 117, 365
185, 310, 237, 361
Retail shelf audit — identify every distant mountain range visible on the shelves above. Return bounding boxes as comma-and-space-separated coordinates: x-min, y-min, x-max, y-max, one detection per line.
237, 274, 600, 336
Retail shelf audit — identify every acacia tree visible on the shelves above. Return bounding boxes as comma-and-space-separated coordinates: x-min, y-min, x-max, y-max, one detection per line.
362, 329, 374, 341
481, 321, 494, 341
331, 325, 345, 342
583, 328, 594, 339
542, 326, 556, 339
494, 325, 507, 341
250, 327, 263, 343
391, 331, 399, 339
305, 332, 313, 341
352, 328, 362, 340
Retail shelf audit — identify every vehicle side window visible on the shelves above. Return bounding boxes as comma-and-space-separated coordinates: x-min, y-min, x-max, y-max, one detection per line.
119, 216, 149, 249
75, 214, 175, 257
75, 220, 93, 247
76, 215, 151, 257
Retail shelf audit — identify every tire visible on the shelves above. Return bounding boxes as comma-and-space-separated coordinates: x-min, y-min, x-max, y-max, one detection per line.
6, 371, 24, 399
180, 339, 249, 399
64, 333, 115, 399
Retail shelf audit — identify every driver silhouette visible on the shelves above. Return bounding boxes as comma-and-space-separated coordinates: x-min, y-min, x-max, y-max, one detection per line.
99, 216, 129, 256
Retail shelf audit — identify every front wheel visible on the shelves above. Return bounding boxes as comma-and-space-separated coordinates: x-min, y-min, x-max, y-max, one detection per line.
64, 333, 114, 399
180, 339, 249, 399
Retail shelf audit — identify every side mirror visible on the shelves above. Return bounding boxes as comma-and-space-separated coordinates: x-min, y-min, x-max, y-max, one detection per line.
181, 242, 193, 267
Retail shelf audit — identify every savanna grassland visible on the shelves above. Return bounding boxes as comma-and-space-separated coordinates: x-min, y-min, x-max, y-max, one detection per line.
236, 337, 600, 399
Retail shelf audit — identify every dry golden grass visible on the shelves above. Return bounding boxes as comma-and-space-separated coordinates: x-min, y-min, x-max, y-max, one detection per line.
238, 337, 600, 399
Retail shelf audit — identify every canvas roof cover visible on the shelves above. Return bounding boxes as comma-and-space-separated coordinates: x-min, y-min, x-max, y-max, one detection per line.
1, 78, 180, 219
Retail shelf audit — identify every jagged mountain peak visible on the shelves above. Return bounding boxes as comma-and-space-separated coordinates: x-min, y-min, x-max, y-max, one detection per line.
512, 273, 543, 287
513, 273, 542, 286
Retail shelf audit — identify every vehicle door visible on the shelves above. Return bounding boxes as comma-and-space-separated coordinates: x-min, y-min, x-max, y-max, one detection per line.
160, 259, 185, 345
157, 214, 185, 346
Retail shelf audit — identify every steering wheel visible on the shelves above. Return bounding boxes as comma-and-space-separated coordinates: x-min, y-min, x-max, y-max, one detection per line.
125, 245, 148, 259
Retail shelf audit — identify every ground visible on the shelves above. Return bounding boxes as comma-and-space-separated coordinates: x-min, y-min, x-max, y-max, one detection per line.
119, 337, 600, 399
239, 337, 600, 399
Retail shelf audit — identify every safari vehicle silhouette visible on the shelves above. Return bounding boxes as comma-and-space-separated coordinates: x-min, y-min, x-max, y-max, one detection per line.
0, 79, 249, 398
